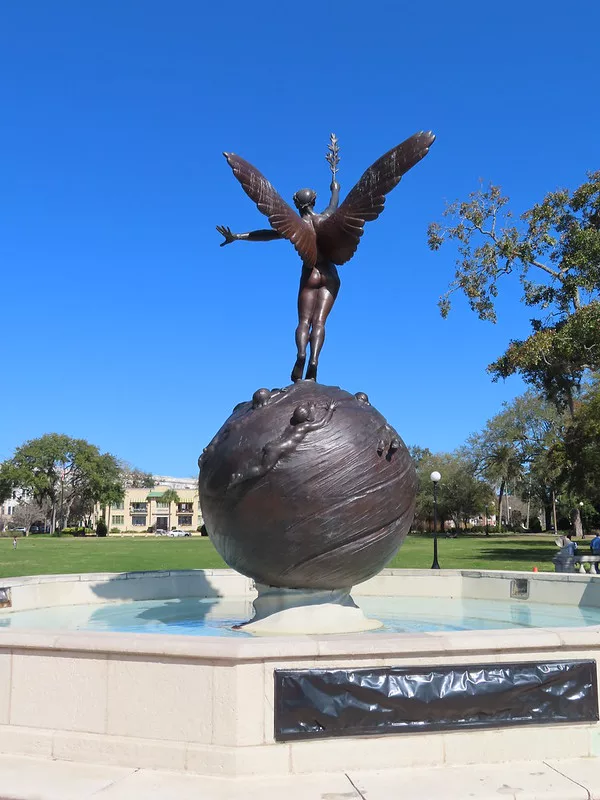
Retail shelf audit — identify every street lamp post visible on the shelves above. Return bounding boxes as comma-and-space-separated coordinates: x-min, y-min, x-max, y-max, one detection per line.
430, 471, 441, 570
579, 501, 585, 537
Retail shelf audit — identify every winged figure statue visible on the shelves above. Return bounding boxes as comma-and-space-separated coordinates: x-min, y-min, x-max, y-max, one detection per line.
217, 130, 435, 382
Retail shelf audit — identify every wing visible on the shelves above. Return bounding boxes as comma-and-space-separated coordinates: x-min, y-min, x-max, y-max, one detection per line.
223, 152, 317, 266
317, 131, 435, 265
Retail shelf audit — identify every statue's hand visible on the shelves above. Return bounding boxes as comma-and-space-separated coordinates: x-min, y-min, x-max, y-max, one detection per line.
216, 225, 238, 246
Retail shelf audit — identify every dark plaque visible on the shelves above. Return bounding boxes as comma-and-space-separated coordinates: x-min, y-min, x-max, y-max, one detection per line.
274, 661, 599, 741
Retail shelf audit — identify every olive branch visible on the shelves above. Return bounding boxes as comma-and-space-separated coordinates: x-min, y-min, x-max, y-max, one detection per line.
326, 133, 340, 181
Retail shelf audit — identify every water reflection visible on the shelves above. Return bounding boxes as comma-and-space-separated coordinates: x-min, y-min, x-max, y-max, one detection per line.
0, 595, 599, 637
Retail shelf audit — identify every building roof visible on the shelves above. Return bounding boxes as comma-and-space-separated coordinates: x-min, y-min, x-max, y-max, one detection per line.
152, 475, 198, 490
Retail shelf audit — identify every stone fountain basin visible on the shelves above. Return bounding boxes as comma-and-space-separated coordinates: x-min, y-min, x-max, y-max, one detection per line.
0, 568, 598, 777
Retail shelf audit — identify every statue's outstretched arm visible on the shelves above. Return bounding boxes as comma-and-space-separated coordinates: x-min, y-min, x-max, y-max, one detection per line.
318, 131, 436, 265
216, 225, 283, 247
305, 400, 336, 432
321, 180, 340, 217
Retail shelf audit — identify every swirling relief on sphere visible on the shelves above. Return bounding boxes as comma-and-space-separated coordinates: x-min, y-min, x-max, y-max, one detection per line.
199, 382, 417, 590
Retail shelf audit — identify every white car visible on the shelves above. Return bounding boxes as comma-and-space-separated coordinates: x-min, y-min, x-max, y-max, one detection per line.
167, 530, 192, 537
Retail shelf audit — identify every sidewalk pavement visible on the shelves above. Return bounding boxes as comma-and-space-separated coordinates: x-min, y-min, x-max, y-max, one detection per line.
0, 754, 598, 799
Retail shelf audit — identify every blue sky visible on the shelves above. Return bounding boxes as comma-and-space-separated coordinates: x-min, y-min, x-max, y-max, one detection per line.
1, 1, 598, 476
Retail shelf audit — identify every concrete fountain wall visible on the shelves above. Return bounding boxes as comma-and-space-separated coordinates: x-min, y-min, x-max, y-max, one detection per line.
0, 569, 598, 776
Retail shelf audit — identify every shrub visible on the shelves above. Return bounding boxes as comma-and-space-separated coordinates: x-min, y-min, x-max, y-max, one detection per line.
96, 519, 108, 537
110, 527, 120, 534
55, 527, 93, 536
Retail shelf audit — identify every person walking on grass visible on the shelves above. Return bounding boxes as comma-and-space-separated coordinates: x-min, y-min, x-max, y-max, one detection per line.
12, 536, 17, 550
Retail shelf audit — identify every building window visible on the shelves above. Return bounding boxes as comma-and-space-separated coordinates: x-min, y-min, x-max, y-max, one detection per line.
131, 503, 147, 513
156, 501, 169, 510
178, 515, 193, 526
177, 503, 193, 513
112, 515, 124, 525
112, 501, 124, 511
131, 516, 147, 526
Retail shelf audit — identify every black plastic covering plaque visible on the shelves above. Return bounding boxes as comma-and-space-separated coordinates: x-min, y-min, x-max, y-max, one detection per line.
274, 661, 598, 741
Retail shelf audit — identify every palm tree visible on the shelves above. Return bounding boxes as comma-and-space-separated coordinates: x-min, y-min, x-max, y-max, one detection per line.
159, 489, 180, 531
481, 445, 523, 531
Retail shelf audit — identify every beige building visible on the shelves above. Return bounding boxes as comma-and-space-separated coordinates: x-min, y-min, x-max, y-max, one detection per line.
105, 476, 202, 533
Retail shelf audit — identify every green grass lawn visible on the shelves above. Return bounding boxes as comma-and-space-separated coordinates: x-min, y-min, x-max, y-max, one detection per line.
0, 533, 561, 579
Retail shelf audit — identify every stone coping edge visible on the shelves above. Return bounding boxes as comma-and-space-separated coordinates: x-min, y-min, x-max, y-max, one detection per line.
0, 624, 598, 662
1, 567, 597, 588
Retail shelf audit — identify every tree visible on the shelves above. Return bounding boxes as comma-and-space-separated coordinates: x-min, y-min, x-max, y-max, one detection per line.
151, 489, 181, 531
551, 376, 600, 509
466, 392, 567, 530
10, 498, 50, 534
467, 392, 570, 531
120, 463, 155, 489
0, 473, 12, 505
0, 434, 124, 531
428, 173, 600, 412
412, 449, 494, 533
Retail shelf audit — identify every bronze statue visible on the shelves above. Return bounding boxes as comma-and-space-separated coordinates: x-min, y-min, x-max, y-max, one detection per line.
217, 130, 435, 382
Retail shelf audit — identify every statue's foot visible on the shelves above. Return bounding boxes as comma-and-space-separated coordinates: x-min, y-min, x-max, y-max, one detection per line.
305, 362, 318, 381
291, 356, 306, 383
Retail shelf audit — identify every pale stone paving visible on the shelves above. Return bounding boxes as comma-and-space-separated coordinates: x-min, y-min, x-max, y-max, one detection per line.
0, 754, 597, 799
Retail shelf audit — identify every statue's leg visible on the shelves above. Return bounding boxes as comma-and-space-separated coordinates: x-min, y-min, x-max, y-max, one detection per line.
292, 280, 317, 382
306, 277, 339, 381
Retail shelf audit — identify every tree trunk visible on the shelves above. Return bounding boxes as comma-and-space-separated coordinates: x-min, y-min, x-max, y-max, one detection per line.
497, 480, 506, 531
64, 497, 75, 529
51, 503, 57, 533
552, 489, 559, 534
571, 506, 583, 538
566, 386, 575, 417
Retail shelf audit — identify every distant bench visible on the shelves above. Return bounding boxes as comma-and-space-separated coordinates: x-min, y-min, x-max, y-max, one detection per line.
553, 550, 600, 574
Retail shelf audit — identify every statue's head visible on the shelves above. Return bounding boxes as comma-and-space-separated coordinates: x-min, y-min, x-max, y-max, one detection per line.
293, 188, 317, 212
252, 388, 271, 409
291, 403, 313, 424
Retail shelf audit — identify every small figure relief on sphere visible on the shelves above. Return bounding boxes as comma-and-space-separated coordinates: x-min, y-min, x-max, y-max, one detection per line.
376, 424, 400, 460
228, 400, 336, 490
